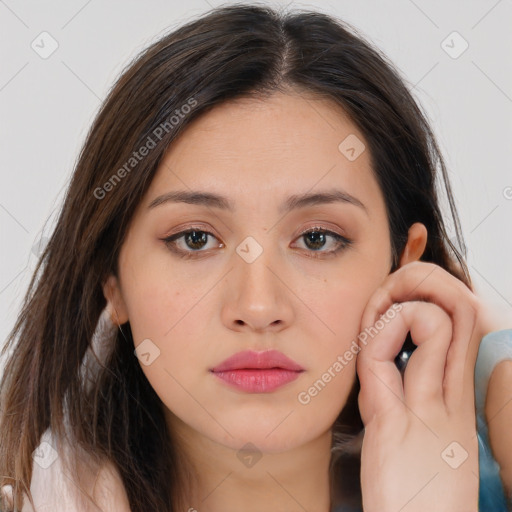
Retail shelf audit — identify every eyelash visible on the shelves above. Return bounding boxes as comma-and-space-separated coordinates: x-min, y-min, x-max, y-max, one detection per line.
161, 225, 352, 260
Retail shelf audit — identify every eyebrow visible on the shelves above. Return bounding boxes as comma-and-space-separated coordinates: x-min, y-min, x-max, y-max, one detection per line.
147, 188, 368, 215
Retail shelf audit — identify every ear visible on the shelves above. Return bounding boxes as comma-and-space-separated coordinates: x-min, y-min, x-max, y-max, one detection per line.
398, 222, 428, 267
102, 274, 129, 325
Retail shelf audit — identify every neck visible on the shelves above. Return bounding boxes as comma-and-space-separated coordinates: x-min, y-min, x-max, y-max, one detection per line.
167, 413, 334, 512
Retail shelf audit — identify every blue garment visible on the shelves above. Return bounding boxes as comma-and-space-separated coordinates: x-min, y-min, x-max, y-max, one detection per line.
332, 329, 512, 512
474, 329, 512, 511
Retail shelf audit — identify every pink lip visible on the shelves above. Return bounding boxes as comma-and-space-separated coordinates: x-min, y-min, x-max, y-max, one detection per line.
210, 350, 304, 393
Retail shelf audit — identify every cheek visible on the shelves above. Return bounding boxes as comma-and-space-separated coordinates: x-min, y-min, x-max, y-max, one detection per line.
310, 266, 387, 347
124, 285, 212, 398
120, 261, 220, 389
119, 253, 211, 343
319, 283, 370, 339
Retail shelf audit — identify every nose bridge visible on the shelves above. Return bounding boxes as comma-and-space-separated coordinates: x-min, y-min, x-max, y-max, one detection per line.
223, 232, 294, 331
235, 233, 282, 300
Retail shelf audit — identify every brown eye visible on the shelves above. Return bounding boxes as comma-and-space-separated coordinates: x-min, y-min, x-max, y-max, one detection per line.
162, 229, 224, 257
179, 230, 208, 250
292, 227, 352, 258
303, 230, 328, 250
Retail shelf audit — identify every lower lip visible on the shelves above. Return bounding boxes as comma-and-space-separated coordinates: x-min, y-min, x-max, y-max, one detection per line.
211, 369, 303, 392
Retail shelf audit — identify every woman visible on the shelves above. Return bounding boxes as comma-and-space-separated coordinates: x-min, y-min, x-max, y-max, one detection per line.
1, 4, 511, 511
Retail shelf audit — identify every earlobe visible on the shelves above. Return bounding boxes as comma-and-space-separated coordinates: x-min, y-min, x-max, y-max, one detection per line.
102, 274, 129, 325
398, 223, 428, 267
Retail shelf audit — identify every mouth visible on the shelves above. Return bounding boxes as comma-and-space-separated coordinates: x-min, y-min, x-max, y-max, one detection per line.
210, 349, 304, 393
211, 368, 303, 393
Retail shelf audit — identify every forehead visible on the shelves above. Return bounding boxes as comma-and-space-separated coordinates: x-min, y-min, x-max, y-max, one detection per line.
145, 92, 383, 214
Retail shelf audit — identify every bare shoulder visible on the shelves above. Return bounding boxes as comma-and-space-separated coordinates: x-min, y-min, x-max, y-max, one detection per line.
486, 359, 512, 418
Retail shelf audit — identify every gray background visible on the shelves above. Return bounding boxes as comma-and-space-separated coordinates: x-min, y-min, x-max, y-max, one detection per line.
1, 0, 511, 358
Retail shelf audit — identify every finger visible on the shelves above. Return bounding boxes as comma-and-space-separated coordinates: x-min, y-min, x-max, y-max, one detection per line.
445, 310, 478, 414
400, 301, 452, 406
358, 302, 452, 416
356, 302, 408, 424
363, 261, 479, 412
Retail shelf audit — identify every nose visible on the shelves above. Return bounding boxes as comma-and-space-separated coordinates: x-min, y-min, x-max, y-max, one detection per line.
221, 244, 295, 333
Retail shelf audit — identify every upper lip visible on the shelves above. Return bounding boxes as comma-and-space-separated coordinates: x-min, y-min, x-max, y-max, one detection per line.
211, 349, 304, 372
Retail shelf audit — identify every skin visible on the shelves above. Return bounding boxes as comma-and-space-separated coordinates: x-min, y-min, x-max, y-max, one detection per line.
486, 360, 512, 499
101, 91, 503, 511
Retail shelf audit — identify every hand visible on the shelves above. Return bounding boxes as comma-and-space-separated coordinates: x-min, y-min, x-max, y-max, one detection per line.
356, 261, 483, 512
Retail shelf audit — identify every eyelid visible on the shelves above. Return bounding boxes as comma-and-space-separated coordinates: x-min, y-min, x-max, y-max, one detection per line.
161, 225, 222, 246
163, 222, 218, 237
297, 224, 343, 237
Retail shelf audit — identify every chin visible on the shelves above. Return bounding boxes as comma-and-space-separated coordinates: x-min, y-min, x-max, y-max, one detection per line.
199, 414, 321, 454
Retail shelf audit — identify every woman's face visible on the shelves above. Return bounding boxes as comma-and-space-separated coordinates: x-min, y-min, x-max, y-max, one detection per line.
108, 91, 393, 453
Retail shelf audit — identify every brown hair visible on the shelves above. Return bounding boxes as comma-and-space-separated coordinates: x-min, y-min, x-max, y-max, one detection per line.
0, 3, 471, 510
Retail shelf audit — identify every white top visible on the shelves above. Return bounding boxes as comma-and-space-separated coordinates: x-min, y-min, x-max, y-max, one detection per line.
1, 428, 131, 511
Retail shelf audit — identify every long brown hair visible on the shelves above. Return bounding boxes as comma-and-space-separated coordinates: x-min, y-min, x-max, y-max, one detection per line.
0, 3, 471, 510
